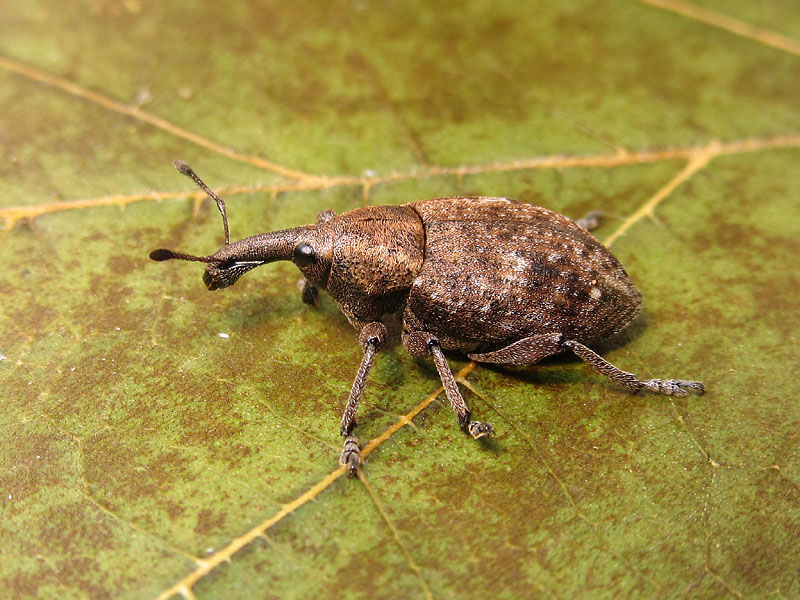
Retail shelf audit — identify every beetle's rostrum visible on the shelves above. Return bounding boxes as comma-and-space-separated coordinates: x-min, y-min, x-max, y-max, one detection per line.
151, 161, 704, 476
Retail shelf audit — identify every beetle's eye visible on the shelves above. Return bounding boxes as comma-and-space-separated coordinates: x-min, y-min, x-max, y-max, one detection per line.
293, 243, 316, 267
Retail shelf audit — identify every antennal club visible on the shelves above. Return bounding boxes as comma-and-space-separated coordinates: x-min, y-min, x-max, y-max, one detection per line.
174, 160, 230, 245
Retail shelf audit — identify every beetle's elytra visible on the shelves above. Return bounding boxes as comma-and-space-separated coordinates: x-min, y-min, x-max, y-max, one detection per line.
151, 161, 703, 475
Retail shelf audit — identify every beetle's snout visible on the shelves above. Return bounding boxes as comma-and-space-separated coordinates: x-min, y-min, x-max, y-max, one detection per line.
203, 269, 222, 291
202, 260, 263, 291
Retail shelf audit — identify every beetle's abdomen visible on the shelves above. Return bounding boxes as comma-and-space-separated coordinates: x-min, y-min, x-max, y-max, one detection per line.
404, 197, 642, 350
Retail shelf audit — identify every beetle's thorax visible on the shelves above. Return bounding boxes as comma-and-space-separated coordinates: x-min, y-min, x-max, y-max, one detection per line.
321, 205, 425, 323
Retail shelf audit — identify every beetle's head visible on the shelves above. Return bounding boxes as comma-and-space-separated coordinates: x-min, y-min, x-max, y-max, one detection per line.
150, 161, 332, 290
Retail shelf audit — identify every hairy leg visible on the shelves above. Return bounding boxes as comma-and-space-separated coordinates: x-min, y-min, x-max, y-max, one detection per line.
565, 339, 704, 397
403, 331, 492, 439
338, 322, 387, 476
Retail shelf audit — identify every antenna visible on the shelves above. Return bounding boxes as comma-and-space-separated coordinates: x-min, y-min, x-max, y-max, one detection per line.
149, 248, 216, 263
174, 160, 230, 245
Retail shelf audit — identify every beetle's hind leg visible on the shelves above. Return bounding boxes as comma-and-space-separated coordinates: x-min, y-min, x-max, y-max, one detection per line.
339, 322, 387, 476
467, 332, 564, 365
576, 210, 603, 231
468, 334, 703, 396
403, 332, 493, 439
565, 340, 704, 397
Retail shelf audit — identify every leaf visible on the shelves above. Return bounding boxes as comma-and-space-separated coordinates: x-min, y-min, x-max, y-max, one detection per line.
1, 1, 799, 598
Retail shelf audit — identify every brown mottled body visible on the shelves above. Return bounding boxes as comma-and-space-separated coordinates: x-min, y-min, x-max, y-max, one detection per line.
404, 198, 641, 353
151, 163, 703, 476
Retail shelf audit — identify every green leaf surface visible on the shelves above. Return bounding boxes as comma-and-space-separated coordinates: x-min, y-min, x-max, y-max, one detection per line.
1, 1, 798, 598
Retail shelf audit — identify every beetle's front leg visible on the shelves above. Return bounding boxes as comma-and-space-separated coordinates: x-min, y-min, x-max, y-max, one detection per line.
339, 322, 387, 476
403, 332, 493, 439
299, 279, 318, 306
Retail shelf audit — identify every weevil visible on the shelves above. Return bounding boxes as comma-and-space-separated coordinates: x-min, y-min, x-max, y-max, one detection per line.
151, 161, 703, 475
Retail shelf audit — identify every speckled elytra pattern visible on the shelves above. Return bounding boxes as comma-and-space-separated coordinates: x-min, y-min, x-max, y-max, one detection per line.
404, 197, 642, 352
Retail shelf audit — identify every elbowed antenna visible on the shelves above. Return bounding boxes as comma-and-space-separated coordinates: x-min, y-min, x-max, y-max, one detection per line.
149, 162, 232, 264
174, 160, 230, 245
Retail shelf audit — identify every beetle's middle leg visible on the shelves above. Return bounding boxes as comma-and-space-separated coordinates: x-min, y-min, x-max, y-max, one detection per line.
403, 332, 493, 439
339, 322, 387, 476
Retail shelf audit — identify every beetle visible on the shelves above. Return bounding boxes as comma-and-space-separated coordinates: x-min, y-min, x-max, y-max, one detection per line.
151, 161, 703, 475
